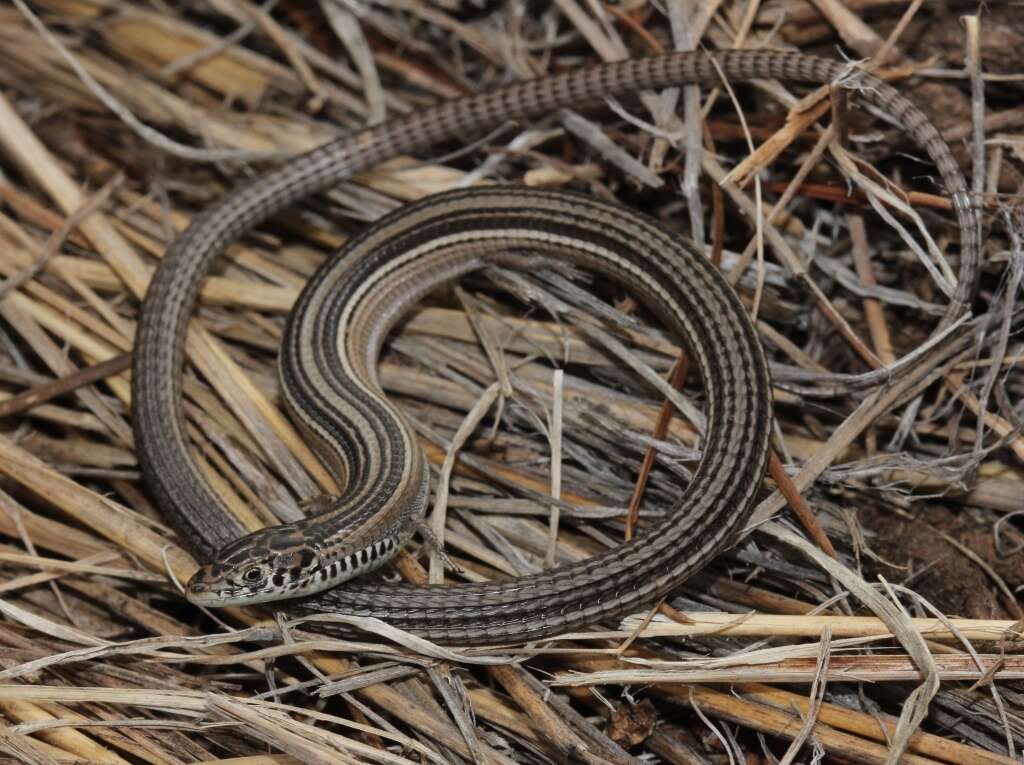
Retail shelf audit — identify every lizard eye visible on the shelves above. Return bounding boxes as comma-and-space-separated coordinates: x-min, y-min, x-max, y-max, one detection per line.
243, 567, 262, 583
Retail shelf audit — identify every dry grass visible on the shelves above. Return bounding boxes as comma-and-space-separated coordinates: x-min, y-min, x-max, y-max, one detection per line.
0, 1, 1022, 763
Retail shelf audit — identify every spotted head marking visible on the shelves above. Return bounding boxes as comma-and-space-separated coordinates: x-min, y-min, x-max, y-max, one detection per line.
186, 527, 327, 607
186, 526, 403, 607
